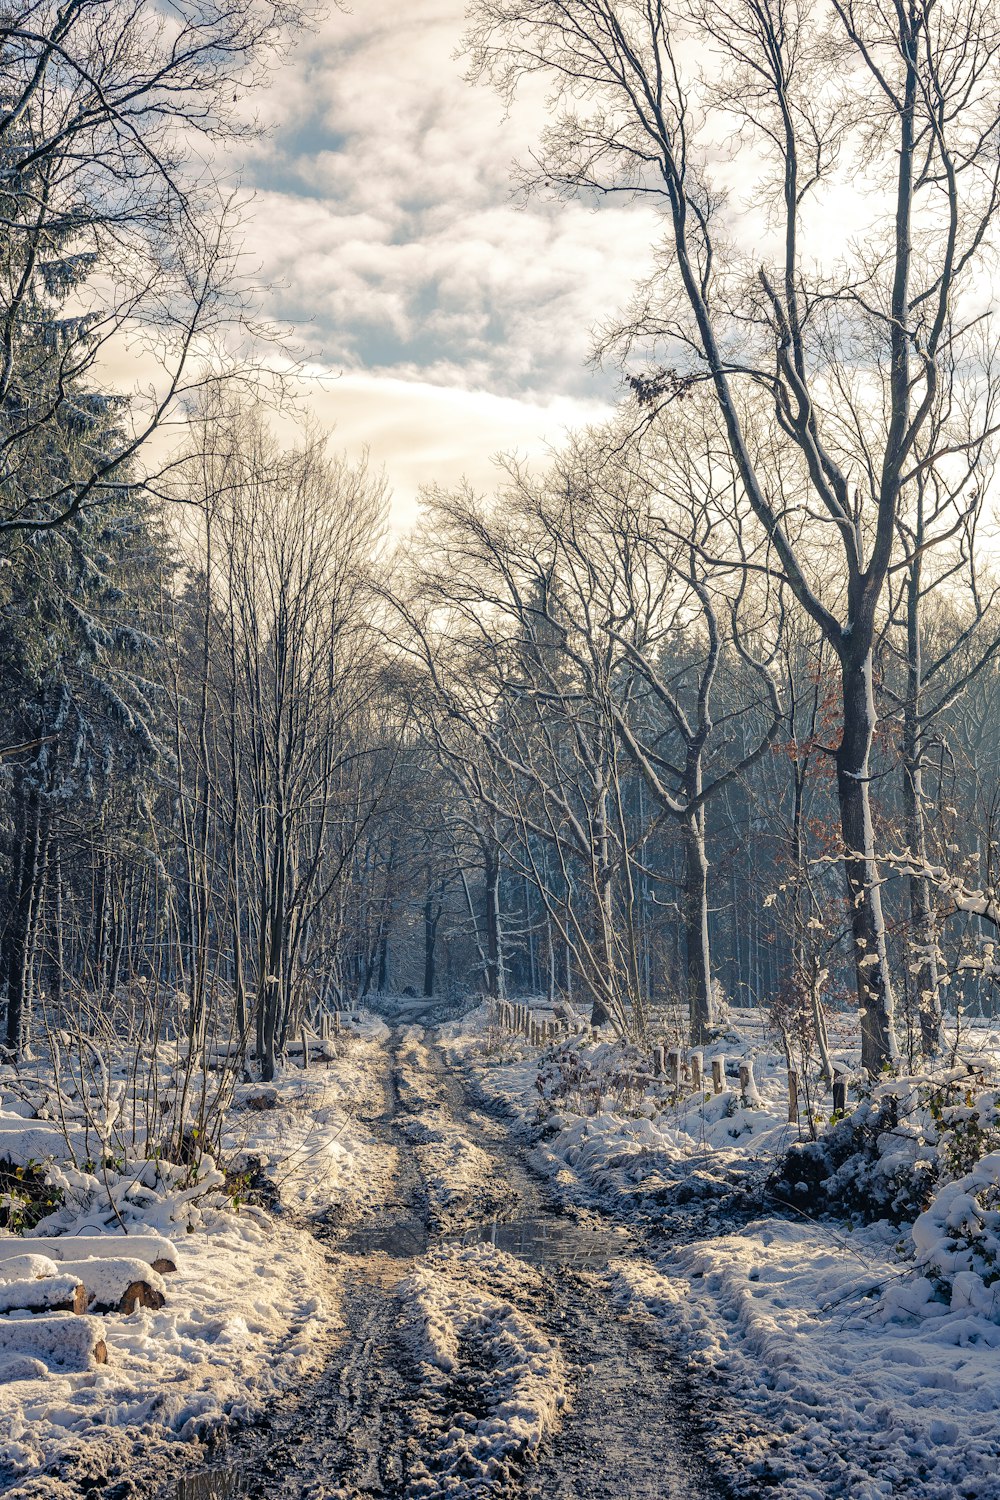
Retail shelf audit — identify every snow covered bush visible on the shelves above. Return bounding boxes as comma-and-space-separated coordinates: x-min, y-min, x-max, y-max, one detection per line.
773, 1074, 1000, 1224
911, 1151, 1000, 1316
534, 1041, 653, 1119
36, 1151, 233, 1237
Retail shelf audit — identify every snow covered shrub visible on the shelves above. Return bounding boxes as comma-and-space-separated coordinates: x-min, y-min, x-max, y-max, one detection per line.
534, 1041, 652, 1118
774, 1073, 1000, 1226
912, 1151, 1000, 1316
774, 1078, 939, 1222
0, 1159, 63, 1231
934, 1091, 1000, 1179
36, 1152, 233, 1236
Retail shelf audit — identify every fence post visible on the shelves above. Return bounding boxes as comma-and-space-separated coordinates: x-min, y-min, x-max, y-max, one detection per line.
832, 1070, 848, 1115
738, 1059, 761, 1106
787, 1068, 799, 1125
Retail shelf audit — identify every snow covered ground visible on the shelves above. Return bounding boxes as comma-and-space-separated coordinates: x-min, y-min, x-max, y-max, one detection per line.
402, 1242, 567, 1496
0, 1015, 391, 1499
444, 1000, 1000, 1499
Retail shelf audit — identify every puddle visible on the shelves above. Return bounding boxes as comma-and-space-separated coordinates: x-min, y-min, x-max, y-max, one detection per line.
339, 1216, 430, 1259
445, 1217, 633, 1269
175, 1468, 241, 1500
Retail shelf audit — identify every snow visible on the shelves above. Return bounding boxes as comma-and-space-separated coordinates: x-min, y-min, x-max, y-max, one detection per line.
395, 1027, 503, 1228
614, 1219, 1000, 1499
0, 1017, 396, 1495
0, 1196, 333, 1494
402, 1243, 567, 1496
223, 1014, 391, 1216
440, 1003, 794, 1215
443, 999, 1000, 1498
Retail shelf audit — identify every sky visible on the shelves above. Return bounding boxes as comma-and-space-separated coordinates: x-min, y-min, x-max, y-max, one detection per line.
234, 1, 661, 526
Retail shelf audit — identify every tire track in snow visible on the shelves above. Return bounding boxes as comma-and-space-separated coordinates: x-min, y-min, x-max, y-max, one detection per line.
216, 1023, 733, 1500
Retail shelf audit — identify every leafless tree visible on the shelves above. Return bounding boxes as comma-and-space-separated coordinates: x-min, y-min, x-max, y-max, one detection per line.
466, 0, 1000, 1071
0, 0, 311, 539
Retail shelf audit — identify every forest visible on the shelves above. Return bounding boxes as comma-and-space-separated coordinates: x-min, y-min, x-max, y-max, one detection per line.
4, 0, 1000, 1092
5, 2, 1000, 1494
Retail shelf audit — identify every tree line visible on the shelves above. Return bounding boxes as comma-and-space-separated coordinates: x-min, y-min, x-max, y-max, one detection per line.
4, 0, 1000, 1090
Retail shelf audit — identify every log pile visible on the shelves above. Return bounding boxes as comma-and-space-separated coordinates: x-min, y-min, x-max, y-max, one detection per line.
0, 1232, 178, 1377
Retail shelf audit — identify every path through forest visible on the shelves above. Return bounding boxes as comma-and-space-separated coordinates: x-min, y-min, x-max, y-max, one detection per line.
173, 1023, 732, 1500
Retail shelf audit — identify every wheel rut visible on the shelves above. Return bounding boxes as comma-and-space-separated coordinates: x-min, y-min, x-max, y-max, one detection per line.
177, 1024, 736, 1500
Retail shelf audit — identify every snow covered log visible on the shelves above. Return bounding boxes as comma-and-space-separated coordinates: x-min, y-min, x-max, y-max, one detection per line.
284, 1036, 336, 1060
0, 1253, 60, 1282
0, 1275, 87, 1315
0, 1313, 107, 1369
57, 1256, 167, 1314
2, 1233, 178, 1275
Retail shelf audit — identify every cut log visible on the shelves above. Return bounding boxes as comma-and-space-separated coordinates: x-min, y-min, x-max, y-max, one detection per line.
0, 1253, 59, 1283
2, 1233, 178, 1274
0, 1275, 86, 1315
0, 1313, 107, 1370
56, 1257, 167, 1314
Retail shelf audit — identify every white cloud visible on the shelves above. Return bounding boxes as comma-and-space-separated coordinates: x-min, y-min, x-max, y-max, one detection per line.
286, 369, 613, 528
235, 0, 660, 401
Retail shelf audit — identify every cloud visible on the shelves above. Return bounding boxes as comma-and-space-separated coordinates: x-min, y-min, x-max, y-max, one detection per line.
286, 369, 613, 528
236, 1, 659, 402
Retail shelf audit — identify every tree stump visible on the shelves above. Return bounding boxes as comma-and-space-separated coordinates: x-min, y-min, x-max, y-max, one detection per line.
690, 1051, 703, 1091
711, 1056, 726, 1094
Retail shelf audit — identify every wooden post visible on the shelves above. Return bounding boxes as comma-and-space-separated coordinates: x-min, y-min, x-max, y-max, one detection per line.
832, 1071, 848, 1115
667, 1048, 680, 1087
739, 1058, 761, 1107
712, 1056, 725, 1094
787, 1069, 799, 1125
690, 1051, 703, 1092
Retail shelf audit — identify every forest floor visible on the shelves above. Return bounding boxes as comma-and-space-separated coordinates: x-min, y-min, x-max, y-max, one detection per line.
6, 1005, 1000, 1499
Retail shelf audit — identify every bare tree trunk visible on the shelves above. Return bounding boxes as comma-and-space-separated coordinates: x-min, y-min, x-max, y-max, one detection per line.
837, 652, 898, 1075
483, 844, 504, 1000
682, 809, 714, 1043
4, 784, 42, 1055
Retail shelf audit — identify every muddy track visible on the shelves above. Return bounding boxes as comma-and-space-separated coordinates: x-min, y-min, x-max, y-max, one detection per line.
175, 1025, 737, 1500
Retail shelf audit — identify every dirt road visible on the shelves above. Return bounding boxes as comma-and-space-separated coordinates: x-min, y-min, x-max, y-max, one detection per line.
178, 1025, 732, 1500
